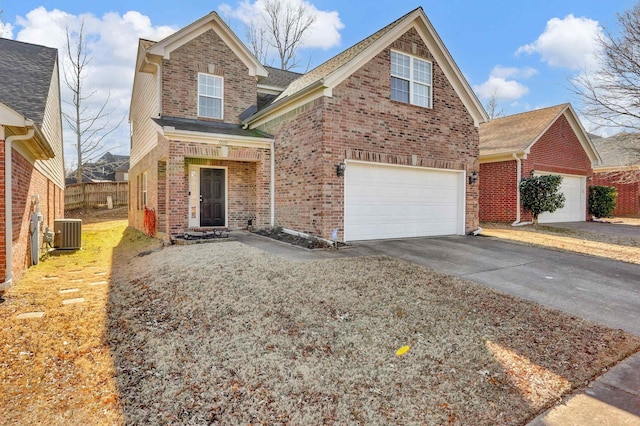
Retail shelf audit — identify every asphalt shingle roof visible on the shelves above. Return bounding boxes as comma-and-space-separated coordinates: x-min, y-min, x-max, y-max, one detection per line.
479, 104, 569, 156
0, 38, 57, 125
260, 66, 302, 89
273, 7, 420, 102
592, 132, 640, 167
153, 116, 273, 139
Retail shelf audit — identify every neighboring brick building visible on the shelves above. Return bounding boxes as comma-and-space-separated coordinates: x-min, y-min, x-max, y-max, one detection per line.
479, 104, 601, 224
591, 133, 640, 216
0, 39, 65, 290
129, 8, 488, 242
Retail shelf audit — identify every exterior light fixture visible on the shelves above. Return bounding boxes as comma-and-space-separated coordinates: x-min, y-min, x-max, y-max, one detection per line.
468, 170, 479, 185
336, 162, 346, 177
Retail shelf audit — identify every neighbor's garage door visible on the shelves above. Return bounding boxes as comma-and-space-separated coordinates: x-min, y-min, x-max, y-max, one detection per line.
537, 173, 586, 223
344, 162, 464, 241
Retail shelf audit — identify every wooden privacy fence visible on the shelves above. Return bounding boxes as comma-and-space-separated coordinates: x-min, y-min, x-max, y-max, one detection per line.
65, 182, 128, 210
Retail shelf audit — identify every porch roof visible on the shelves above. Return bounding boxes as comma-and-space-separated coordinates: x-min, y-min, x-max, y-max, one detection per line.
153, 116, 273, 139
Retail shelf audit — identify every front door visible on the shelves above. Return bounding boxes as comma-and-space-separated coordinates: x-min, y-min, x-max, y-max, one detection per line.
200, 168, 225, 226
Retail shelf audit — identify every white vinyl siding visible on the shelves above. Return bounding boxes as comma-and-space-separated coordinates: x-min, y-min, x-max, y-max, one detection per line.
390, 51, 432, 108
130, 68, 159, 167
34, 60, 65, 189
198, 73, 223, 119
344, 162, 464, 241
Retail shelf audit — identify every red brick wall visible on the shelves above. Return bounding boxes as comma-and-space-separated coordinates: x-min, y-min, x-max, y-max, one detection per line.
523, 115, 592, 178
0, 146, 63, 284
161, 29, 256, 123
592, 173, 640, 216
129, 133, 271, 239
261, 28, 479, 239
480, 114, 593, 222
479, 161, 518, 222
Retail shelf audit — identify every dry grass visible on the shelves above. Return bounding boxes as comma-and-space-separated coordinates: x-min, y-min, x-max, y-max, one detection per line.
481, 220, 640, 265
1, 216, 639, 425
0, 218, 158, 425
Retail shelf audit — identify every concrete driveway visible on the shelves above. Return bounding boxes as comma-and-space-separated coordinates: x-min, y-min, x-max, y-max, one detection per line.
353, 236, 640, 336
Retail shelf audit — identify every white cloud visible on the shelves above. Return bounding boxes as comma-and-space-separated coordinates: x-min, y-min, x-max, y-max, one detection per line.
473, 66, 536, 101
490, 65, 538, 80
0, 20, 13, 38
516, 14, 603, 71
11, 7, 175, 168
219, 0, 344, 50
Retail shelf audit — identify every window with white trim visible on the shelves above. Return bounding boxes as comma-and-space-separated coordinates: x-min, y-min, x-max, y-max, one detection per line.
198, 73, 223, 119
390, 51, 432, 108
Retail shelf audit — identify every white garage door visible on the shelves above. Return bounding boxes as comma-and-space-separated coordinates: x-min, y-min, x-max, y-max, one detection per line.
537, 173, 586, 223
344, 162, 464, 241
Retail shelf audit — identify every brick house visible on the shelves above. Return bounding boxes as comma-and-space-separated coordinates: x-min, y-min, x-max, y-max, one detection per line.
129, 8, 488, 242
0, 39, 65, 290
591, 132, 640, 216
479, 103, 601, 224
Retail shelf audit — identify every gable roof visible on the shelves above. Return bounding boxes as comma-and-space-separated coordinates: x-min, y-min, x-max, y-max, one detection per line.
246, 7, 488, 127
0, 38, 57, 126
146, 11, 267, 78
259, 66, 302, 90
592, 132, 640, 170
479, 103, 601, 165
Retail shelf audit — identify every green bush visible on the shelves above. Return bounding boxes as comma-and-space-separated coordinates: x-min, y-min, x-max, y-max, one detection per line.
519, 175, 566, 224
588, 185, 618, 218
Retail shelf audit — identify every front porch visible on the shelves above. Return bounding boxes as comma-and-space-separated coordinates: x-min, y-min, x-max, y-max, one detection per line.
152, 117, 274, 240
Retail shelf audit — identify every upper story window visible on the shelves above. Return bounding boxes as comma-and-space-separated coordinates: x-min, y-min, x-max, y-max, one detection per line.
198, 73, 223, 119
390, 51, 432, 108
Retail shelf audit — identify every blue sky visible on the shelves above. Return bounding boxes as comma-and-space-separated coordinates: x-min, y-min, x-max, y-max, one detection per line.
1, 1, 637, 167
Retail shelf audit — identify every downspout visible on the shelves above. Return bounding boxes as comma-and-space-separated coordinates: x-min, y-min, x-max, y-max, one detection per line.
2, 122, 35, 291
511, 153, 531, 226
270, 142, 275, 226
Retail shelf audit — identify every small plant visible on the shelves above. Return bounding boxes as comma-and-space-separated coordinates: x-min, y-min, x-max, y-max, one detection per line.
588, 185, 618, 218
271, 225, 283, 235
519, 175, 566, 224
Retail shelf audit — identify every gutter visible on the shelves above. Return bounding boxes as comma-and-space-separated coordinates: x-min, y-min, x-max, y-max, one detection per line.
2, 122, 35, 291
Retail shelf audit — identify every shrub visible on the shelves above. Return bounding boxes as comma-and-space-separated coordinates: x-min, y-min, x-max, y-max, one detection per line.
519, 175, 566, 224
588, 185, 618, 218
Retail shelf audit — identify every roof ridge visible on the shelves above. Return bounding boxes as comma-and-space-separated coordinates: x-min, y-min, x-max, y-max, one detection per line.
273, 7, 423, 101
486, 103, 568, 123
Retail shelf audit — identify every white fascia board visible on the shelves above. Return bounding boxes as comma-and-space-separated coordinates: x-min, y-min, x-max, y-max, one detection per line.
563, 105, 603, 166
479, 151, 527, 163
0, 103, 27, 126
162, 128, 273, 149
257, 84, 285, 95
148, 15, 267, 77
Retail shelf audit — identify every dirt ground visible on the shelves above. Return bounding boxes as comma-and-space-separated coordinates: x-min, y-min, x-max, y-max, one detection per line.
1, 212, 639, 425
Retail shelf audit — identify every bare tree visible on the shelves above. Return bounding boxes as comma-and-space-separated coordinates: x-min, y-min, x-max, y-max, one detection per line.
247, 0, 315, 70
572, 2, 640, 131
485, 93, 504, 120
63, 20, 123, 184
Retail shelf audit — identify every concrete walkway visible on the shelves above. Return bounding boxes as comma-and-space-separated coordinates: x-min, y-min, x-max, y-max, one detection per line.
235, 231, 640, 425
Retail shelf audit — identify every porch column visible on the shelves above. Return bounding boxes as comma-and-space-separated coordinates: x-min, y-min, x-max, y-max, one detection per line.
167, 142, 187, 236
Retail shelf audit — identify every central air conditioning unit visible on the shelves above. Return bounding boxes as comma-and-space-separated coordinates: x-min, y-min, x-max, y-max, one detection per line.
54, 219, 82, 249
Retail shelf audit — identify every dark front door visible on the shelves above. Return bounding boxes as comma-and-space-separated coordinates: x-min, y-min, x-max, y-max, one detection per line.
200, 168, 225, 226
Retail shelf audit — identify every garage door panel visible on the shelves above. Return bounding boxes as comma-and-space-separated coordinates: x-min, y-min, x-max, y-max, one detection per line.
344, 162, 463, 241
537, 174, 586, 223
